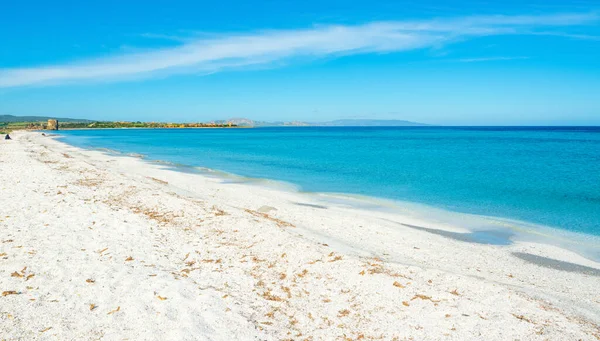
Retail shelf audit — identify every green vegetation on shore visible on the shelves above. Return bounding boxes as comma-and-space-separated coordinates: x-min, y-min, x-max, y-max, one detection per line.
0, 119, 237, 131
59, 121, 236, 129
1, 121, 24, 134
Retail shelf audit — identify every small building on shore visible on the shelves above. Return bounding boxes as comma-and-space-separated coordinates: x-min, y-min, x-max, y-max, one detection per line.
47, 119, 59, 130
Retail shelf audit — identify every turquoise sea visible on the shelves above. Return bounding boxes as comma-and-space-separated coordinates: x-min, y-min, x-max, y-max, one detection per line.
56, 127, 600, 255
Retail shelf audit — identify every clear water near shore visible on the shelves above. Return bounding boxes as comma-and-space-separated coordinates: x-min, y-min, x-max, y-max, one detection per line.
56, 127, 600, 246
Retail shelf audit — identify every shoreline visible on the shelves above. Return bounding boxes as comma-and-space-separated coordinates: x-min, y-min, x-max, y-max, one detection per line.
2, 131, 599, 340
54, 132, 600, 263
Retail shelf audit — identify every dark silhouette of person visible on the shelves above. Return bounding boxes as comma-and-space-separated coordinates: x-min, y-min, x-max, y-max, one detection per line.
4, 134, 11, 140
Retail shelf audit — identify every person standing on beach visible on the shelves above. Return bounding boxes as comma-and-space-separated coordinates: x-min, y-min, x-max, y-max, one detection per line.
4, 134, 10, 140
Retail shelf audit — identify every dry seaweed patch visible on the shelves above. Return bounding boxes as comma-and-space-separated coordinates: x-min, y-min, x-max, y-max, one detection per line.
512, 313, 534, 324
411, 294, 440, 303
147, 176, 168, 185
213, 206, 228, 216
393, 281, 405, 289
131, 206, 181, 225
281, 286, 292, 299
244, 209, 295, 228
328, 252, 343, 262
76, 178, 104, 187
2, 291, 19, 296
107, 306, 121, 315
338, 309, 351, 317
11, 271, 23, 278
359, 261, 410, 281
298, 269, 308, 277
262, 290, 284, 302
10, 267, 33, 281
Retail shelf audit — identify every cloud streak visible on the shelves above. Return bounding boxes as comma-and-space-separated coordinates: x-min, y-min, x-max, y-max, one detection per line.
0, 12, 597, 88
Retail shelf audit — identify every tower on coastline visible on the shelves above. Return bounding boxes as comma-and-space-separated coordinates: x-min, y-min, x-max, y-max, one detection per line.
47, 119, 59, 130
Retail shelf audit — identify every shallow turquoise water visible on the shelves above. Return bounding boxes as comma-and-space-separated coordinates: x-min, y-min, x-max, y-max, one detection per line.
57, 127, 600, 237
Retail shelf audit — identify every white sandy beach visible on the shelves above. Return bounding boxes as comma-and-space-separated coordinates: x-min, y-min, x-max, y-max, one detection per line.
1, 131, 599, 340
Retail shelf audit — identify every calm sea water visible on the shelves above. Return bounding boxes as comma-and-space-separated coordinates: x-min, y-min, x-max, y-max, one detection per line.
57, 127, 600, 237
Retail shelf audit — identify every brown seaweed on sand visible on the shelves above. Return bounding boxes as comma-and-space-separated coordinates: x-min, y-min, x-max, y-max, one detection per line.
244, 209, 294, 228
411, 294, 440, 303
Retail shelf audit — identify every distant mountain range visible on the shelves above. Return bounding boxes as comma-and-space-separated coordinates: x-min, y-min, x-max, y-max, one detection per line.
220, 118, 429, 127
2, 114, 428, 127
317, 119, 429, 127
0, 115, 92, 123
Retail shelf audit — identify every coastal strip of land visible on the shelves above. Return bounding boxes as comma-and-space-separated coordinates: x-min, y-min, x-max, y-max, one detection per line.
1, 131, 599, 340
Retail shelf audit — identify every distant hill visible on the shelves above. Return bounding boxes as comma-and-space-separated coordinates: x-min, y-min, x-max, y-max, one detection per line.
316, 119, 429, 127
0, 115, 93, 123
2, 115, 428, 127
214, 118, 306, 127
224, 118, 428, 127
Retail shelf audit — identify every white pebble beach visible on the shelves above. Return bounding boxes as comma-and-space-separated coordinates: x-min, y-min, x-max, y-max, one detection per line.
1, 131, 599, 340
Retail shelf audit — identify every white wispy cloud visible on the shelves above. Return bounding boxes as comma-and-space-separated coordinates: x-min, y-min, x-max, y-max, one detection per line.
0, 12, 597, 88
529, 31, 600, 40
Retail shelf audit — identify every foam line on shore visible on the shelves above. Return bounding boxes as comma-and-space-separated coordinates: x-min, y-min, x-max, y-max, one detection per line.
52, 131, 600, 263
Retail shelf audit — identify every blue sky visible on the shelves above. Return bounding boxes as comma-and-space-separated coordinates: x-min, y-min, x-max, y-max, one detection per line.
1, 1, 599, 125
